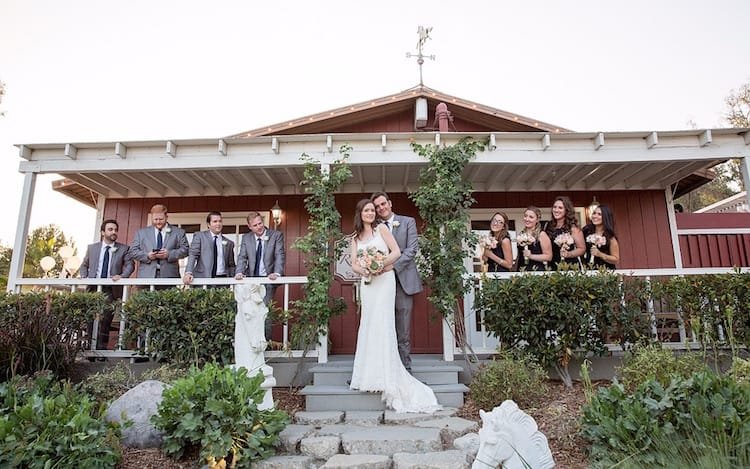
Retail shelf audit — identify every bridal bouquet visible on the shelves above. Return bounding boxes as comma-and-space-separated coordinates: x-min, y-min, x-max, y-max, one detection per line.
357, 246, 386, 285
515, 231, 536, 265
553, 232, 575, 251
586, 233, 607, 264
476, 234, 498, 259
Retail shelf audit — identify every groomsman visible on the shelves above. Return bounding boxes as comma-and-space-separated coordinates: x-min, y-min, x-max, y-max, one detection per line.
183, 211, 236, 285
236, 211, 285, 338
79, 219, 134, 349
372, 192, 423, 371
130, 204, 189, 283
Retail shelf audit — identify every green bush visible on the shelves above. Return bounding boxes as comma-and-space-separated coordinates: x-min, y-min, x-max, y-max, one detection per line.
730, 357, 750, 386
582, 370, 750, 467
0, 373, 122, 468
152, 363, 289, 467
617, 344, 707, 392
469, 352, 548, 410
80, 362, 189, 406
125, 288, 236, 367
0, 291, 106, 380
476, 270, 651, 387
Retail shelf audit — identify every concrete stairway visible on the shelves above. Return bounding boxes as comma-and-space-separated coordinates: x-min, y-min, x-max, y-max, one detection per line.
300, 357, 468, 411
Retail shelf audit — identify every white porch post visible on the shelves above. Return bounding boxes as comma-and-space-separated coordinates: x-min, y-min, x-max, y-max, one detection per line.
442, 316, 455, 361
665, 187, 683, 269
93, 194, 106, 242
8, 172, 37, 291
741, 155, 750, 198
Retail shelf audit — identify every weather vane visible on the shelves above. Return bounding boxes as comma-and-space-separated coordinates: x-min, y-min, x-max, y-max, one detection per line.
406, 26, 435, 86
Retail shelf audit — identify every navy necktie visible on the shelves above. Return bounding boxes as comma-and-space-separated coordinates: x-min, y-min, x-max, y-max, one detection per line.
101, 246, 111, 278
156, 230, 163, 250
253, 238, 262, 277
211, 236, 218, 278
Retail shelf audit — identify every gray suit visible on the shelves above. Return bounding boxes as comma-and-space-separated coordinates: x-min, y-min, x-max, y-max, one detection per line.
185, 230, 236, 278
130, 224, 189, 278
389, 214, 423, 370
79, 241, 134, 349
237, 228, 285, 338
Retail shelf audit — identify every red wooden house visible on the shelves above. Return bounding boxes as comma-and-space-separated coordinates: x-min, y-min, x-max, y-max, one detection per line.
9, 84, 750, 357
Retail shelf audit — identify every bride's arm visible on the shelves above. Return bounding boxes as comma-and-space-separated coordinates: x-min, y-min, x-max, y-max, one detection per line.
350, 236, 365, 275
379, 225, 401, 270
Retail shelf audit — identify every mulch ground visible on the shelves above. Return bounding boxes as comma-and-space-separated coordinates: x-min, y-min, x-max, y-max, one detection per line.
119, 383, 592, 468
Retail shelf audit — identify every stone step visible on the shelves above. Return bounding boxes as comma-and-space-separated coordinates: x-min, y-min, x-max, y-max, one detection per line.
300, 384, 468, 411
309, 362, 463, 386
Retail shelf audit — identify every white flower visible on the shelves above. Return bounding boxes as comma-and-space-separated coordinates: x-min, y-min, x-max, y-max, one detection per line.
221, 239, 228, 246
392, 220, 401, 228
262, 235, 269, 242
110, 247, 118, 253
164, 226, 172, 233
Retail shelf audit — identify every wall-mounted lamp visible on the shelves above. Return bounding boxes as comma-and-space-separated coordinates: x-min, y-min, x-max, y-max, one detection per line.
587, 196, 600, 222
271, 200, 282, 228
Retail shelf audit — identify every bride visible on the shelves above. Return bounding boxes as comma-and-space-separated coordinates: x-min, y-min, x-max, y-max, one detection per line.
349, 199, 441, 413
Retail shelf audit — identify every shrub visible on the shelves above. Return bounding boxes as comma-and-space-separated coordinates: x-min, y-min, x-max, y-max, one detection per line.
125, 288, 236, 367
617, 343, 707, 392
582, 370, 750, 467
469, 352, 549, 410
80, 362, 189, 406
476, 270, 651, 387
152, 363, 289, 467
140, 363, 189, 384
730, 357, 750, 386
0, 291, 106, 380
0, 373, 122, 467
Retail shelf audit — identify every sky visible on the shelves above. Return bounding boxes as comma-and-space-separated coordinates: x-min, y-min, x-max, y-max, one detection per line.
0, 0, 748, 254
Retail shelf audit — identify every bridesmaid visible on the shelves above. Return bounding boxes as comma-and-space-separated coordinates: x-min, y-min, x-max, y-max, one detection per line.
515, 206, 552, 271
545, 196, 585, 270
483, 212, 513, 272
583, 204, 620, 269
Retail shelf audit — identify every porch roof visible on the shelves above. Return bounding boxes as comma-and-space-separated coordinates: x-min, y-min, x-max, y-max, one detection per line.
16, 128, 750, 207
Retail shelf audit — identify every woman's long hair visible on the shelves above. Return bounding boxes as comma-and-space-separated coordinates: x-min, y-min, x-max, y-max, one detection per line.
585, 204, 617, 240
490, 212, 509, 241
546, 195, 578, 236
523, 206, 543, 239
353, 198, 374, 237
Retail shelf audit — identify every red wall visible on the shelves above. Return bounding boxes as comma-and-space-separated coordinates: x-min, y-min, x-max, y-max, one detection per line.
677, 213, 750, 267
104, 189, 676, 354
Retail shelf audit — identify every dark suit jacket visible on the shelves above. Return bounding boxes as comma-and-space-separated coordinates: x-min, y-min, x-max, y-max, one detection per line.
390, 214, 423, 295
185, 230, 236, 278
129, 224, 189, 278
79, 241, 134, 299
236, 228, 285, 277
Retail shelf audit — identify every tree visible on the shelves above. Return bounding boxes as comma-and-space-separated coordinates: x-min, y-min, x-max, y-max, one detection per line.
23, 224, 76, 278
675, 81, 749, 211
0, 244, 11, 289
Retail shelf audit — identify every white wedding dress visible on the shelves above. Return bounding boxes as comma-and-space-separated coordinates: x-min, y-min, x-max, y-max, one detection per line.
349, 229, 441, 413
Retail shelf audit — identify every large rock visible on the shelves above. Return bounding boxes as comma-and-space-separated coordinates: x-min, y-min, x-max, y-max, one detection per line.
105, 380, 167, 448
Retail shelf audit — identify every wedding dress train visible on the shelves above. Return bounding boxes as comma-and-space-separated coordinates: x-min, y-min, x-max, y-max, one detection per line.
349, 231, 441, 413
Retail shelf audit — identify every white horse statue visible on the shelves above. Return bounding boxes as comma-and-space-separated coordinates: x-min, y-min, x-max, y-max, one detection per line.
472, 400, 555, 469
233, 282, 276, 410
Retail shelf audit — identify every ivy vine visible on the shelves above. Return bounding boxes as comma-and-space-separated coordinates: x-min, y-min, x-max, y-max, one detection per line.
290, 145, 352, 352
409, 137, 485, 364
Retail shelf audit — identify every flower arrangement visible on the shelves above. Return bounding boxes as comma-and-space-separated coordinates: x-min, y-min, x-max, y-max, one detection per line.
515, 231, 536, 265
586, 233, 607, 264
356, 246, 386, 285
553, 232, 575, 251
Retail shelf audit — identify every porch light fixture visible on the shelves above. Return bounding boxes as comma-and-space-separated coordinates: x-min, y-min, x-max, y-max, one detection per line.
271, 200, 282, 228
587, 196, 600, 222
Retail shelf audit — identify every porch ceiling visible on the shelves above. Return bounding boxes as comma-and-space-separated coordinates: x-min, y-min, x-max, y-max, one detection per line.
16, 129, 750, 207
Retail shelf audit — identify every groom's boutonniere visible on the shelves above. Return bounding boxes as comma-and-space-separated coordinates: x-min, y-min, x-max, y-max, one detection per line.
262, 235, 269, 242
392, 220, 400, 228
110, 247, 118, 253
221, 239, 228, 246
164, 226, 172, 234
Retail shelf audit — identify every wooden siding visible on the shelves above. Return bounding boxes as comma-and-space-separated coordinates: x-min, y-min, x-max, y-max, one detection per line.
677, 213, 750, 267
103, 189, 677, 354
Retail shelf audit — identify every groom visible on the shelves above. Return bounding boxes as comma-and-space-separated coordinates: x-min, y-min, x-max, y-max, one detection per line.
371, 192, 423, 371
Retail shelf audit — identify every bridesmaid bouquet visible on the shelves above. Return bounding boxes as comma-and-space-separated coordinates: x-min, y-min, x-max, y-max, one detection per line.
476, 234, 498, 258
554, 232, 575, 251
515, 231, 536, 265
357, 247, 386, 284
586, 233, 607, 265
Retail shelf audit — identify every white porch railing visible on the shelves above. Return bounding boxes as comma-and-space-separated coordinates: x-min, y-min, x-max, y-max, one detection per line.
10, 276, 330, 362
457, 267, 750, 359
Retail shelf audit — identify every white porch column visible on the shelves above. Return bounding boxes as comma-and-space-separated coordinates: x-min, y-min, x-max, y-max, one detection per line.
442, 315, 455, 361
741, 155, 750, 198
8, 172, 37, 291
93, 194, 106, 242
665, 187, 683, 269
